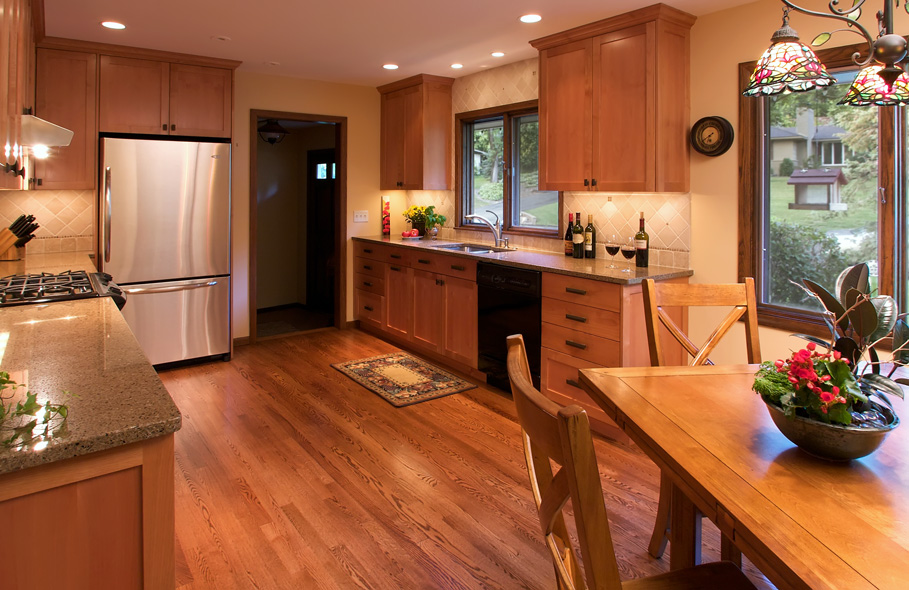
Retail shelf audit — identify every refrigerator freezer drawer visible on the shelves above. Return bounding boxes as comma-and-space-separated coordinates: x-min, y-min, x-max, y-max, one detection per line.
120, 276, 230, 365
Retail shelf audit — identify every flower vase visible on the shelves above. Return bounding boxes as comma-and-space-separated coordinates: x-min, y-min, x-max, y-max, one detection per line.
410, 220, 425, 236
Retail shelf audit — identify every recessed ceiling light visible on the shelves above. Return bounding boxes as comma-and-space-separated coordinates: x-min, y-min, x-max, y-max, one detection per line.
520, 14, 542, 23
101, 21, 126, 30
383, 64, 399, 70
451, 63, 463, 69
491, 52, 505, 58
211, 35, 232, 42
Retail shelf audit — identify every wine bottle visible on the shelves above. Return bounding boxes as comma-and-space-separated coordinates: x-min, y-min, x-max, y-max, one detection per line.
584, 214, 596, 259
572, 211, 584, 259
635, 211, 649, 268
564, 213, 574, 256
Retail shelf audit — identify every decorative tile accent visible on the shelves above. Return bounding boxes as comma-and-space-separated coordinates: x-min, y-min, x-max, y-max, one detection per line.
452, 58, 539, 114
0, 190, 94, 253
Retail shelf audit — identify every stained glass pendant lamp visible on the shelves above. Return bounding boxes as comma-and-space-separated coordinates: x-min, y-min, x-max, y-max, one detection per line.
743, 8, 835, 96
745, 0, 909, 106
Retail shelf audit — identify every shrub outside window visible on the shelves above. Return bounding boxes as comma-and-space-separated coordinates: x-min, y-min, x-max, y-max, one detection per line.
456, 101, 560, 236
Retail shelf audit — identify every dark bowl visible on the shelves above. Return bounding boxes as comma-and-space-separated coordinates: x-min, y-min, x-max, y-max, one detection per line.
763, 401, 899, 461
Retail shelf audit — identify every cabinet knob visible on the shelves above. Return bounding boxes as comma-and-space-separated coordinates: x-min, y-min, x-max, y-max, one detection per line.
162, 124, 167, 131
171, 124, 176, 131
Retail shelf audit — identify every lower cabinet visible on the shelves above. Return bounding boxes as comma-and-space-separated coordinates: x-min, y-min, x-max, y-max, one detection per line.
354, 242, 478, 372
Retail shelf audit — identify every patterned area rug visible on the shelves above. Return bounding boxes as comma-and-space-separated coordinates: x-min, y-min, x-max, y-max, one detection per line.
332, 352, 476, 407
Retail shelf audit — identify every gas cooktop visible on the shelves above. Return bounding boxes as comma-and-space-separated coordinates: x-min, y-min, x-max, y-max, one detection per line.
0, 270, 125, 309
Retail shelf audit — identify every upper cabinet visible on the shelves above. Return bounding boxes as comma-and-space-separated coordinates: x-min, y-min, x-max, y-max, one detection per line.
378, 74, 453, 190
34, 49, 97, 190
100, 56, 232, 138
532, 4, 695, 193
1, 0, 34, 190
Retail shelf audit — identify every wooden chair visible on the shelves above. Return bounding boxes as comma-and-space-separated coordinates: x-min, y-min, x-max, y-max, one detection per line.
641, 277, 761, 561
505, 334, 756, 590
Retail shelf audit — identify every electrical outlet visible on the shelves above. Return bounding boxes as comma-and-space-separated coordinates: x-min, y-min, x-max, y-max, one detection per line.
354, 210, 368, 222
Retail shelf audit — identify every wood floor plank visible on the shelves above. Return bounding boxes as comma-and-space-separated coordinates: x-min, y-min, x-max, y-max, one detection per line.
162, 328, 773, 589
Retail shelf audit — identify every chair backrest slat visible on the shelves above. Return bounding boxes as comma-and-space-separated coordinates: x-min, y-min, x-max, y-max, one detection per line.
643, 278, 761, 368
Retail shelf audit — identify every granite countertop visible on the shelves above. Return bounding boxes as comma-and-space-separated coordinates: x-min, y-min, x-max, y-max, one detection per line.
353, 236, 693, 284
0, 252, 181, 474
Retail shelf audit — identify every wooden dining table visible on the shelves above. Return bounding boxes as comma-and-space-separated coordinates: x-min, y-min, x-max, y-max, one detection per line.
578, 364, 908, 590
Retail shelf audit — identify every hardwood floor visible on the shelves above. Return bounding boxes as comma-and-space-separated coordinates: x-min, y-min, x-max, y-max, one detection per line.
160, 328, 773, 589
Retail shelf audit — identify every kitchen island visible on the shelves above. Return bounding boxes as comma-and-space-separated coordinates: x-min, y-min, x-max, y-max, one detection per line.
0, 251, 180, 589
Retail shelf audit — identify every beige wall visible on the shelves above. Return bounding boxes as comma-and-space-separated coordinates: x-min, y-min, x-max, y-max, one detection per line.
689, 0, 909, 362
232, 71, 381, 339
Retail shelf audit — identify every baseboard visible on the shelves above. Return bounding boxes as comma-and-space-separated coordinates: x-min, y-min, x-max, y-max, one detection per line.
234, 336, 251, 347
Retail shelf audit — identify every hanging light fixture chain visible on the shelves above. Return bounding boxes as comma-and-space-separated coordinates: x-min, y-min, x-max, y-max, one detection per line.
781, 0, 876, 55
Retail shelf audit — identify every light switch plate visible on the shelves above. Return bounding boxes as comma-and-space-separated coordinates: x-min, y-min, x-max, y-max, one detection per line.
354, 210, 368, 222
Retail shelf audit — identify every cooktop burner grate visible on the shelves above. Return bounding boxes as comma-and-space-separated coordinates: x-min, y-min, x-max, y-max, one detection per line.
0, 270, 125, 309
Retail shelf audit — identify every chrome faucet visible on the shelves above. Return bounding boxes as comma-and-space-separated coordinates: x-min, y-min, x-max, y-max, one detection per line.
466, 210, 508, 248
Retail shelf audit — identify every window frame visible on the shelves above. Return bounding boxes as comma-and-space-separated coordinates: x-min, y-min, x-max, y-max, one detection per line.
455, 100, 562, 237
738, 42, 903, 337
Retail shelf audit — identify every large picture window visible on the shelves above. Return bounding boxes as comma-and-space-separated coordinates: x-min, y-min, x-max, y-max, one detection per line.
739, 44, 906, 334
456, 101, 560, 235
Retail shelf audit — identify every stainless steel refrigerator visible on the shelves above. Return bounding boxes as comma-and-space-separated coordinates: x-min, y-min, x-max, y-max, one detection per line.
100, 137, 231, 365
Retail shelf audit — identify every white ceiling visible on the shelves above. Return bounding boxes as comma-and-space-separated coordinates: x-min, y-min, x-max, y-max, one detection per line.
43, 0, 749, 87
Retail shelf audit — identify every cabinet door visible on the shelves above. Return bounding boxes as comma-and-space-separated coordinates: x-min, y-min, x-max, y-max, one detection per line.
0, 0, 21, 189
355, 289, 384, 331
34, 49, 97, 190
592, 24, 654, 192
412, 269, 443, 351
400, 84, 424, 189
99, 56, 169, 135
442, 275, 477, 368
380, 88, 406, 189
169, 64, 232, 137
384, 264, 413, 339
538, 39, 592, 192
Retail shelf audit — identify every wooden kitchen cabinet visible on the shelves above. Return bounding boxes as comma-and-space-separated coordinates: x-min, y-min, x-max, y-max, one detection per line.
100, 56, 232, 138
412, 268, 478, 368
378, 74, 453, 190
34, 49, 97, 189
0, 0, 33, 190
540, 272, 687, 439
532, 4, 694, 192
384, 263, 413, 340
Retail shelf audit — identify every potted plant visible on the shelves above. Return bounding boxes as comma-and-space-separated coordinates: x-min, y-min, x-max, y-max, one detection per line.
402, 205, 445, 238
423, 206, 446, 239
753, 263, 907, 460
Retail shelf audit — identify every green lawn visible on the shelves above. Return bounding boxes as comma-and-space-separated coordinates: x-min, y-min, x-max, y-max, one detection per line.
523, 202, 558, 227
769, 177, 876, 232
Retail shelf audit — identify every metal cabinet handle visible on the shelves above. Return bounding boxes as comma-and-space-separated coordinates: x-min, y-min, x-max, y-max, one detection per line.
162, 124, 167, 131
565, 314, 587, 323
123, 280, 218, 295
364, 305, 374, 312
171, 124, 176, 131
583, 179, 589, 187
363, 281, 373, 287
451, 264, 465, 271
435, 279, 445, 286
566, 378, 581, 389
104, 167, 112, 263
390, 254, 402, 259
566, 340, 587, 350
390, 266, 401, 272
566, 287, 587, 295
363, 264, 372, 270
364, 248, 373, 254
418, 259, 430, 265
591, 178, 597, 187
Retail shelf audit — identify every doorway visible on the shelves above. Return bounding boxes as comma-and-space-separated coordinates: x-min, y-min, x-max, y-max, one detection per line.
249, 110, 347, 342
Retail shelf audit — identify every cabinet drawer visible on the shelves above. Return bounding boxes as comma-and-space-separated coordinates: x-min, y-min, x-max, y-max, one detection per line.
384, 246, 412, 266
542, 298, 621, 340
355, 289, 384, 329
411, 252, 442, 273
354, 242, 387, 261
354, 256, 385, 278
542, 322, 621, 366
355, 272, 384, 295
434, 255, 476, 280
540, 348, 621, 439
543, 273, 621, 311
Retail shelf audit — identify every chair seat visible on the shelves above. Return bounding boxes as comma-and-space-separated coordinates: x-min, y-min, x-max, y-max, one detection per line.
622, 561, 755, 590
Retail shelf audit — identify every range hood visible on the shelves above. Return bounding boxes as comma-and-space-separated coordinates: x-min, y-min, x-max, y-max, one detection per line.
20, 114, 74, 147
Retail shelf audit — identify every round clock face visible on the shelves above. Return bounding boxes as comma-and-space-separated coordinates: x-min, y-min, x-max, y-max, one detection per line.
691, 116, 734, 157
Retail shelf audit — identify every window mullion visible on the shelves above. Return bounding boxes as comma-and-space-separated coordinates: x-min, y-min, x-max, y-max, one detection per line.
879, 107, 896, 298
502, 112, 513, 230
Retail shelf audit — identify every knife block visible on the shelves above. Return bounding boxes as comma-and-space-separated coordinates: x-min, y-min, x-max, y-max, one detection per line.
0, 245, 23, 261
0, 228, 19, 258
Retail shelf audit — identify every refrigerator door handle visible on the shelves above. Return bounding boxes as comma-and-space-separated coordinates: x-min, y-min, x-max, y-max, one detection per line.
104, 166, 112, 263
123, 280, 219, 295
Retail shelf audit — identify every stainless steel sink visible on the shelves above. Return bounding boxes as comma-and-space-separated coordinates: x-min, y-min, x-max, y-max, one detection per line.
430, 242, 514, 254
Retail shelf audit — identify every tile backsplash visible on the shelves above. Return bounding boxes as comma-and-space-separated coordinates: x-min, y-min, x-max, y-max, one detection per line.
0, 189, 94, 253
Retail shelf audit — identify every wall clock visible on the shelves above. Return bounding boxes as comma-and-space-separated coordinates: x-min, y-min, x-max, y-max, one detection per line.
690, 116, 734, 157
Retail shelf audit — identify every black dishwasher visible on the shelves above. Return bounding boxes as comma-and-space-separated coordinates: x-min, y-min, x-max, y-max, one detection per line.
477, 262, 542, 391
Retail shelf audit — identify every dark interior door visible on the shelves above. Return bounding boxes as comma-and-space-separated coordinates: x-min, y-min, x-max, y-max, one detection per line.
307, 148, 337, 310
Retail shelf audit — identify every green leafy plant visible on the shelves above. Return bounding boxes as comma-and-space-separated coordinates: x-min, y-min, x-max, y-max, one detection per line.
423, 206, 446, 231
755, 262, 907, 428
0, 372, 70, 446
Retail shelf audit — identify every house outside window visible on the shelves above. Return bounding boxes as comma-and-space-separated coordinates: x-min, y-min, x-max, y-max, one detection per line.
739, 46, 907, 334
456, 100, 560, 235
